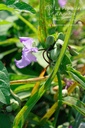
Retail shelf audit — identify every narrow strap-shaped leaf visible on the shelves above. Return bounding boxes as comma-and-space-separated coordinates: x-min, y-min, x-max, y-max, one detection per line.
67, 66, 85, 89
63, 96, 85, 116
31, 66, 48, 96
73, 95, 85, 128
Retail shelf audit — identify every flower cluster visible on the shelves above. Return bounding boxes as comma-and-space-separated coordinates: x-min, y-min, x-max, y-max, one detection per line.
58, 0, 67, 7
15, 37, 38, 68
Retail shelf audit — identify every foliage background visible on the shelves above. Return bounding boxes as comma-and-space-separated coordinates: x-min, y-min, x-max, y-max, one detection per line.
0, 0, 85, 128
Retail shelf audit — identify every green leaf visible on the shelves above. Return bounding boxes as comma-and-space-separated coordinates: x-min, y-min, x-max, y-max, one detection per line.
6, 0, 15, 5
60, 53, 71, 74
0, 20, 11, 25
58, 32, 65, 41
0, 61, 10, 104
0, 4, 13, 11
0, 2, 36, 14
67, 66, 85, 89
0, 23, 12, 36
73, 95, 85, 128
13, 84, 33, 94
63, 96, 85, 116
0, 38, 19, 45
0, 48, 17, 59
9, 73, 33, 81
14, 2, 36, 14
0, 112, 12, 128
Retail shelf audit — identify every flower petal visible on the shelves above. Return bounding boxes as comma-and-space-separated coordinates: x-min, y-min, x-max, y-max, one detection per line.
25, 52, 37, 62
19, 37, 30, 42
22, 48, 37, 62
19, 37, 34, 49
58, 0, 67, 7
15, 48, 37, 68
15, 56, 30, 68
31, 47, 38, 52
15, 37, 38, 68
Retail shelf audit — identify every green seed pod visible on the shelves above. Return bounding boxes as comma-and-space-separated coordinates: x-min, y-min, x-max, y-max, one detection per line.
69, 47, 79, 56
50, 44, 58, 61
58, 32, 65, 41
46, 35, 55, 48
6, 105, 12, 112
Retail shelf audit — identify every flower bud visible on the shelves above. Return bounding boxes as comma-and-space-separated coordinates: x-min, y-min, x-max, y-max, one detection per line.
46, 35, 55, 48
50, 44, 58, 61
6, 106, 12, 112
58, 32, 65, 41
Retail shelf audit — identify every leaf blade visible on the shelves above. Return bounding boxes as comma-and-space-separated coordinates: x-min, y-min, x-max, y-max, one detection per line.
0, 61, 10, 104
14, 2, 36, 14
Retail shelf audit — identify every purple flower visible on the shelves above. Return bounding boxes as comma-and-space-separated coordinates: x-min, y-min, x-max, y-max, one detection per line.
15, 37, 38, 68
69, 126, 72, 128
58, 0, 67, 7
64, 78, 73, 89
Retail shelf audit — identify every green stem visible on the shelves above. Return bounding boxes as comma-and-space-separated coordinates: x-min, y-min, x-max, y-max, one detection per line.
39, 0, 47, 44
53, 72, 62, 127
0, 38, 19, 45
57, 72, 62, 101
16, 14, 37, 35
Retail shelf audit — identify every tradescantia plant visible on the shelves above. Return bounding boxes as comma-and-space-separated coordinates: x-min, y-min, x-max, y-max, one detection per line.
1, 0, 85, 128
